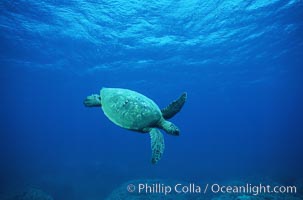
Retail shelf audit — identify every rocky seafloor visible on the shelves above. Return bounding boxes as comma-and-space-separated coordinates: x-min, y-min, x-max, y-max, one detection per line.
1, 179, 302, 200
4, 188, 53, 200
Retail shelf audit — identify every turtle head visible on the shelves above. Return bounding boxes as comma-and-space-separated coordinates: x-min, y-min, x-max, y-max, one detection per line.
83, 94, 102, 107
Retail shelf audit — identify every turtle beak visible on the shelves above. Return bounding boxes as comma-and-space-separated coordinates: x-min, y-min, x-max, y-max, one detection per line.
83, 98, 90, 107
83, 97, 92, 107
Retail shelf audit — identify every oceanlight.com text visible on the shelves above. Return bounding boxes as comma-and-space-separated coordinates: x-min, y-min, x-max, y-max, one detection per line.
210, 183, 297, 196
127, 182, 297, 196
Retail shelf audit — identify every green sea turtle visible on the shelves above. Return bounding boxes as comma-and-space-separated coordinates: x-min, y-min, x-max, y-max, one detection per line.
84, 87, 187, 164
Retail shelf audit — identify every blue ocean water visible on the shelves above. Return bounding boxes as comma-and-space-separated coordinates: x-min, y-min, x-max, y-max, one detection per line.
0, 0, 303, 199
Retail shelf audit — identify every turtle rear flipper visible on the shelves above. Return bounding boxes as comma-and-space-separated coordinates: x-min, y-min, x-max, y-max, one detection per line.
150, 129, 165, 164
161, 92, 187, 120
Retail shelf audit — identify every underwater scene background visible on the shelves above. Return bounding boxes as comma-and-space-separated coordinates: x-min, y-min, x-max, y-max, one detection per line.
0, 0, 303, 199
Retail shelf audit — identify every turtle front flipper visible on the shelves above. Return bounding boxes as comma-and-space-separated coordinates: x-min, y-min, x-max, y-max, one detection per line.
150, 129, 165, 164
161, 92, 187, 119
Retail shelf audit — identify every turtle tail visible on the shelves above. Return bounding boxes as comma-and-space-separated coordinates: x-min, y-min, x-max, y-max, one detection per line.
161, 92, 187, 120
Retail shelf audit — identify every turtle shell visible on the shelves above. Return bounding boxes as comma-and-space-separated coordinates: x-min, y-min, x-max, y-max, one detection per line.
100, 88, 162, 131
